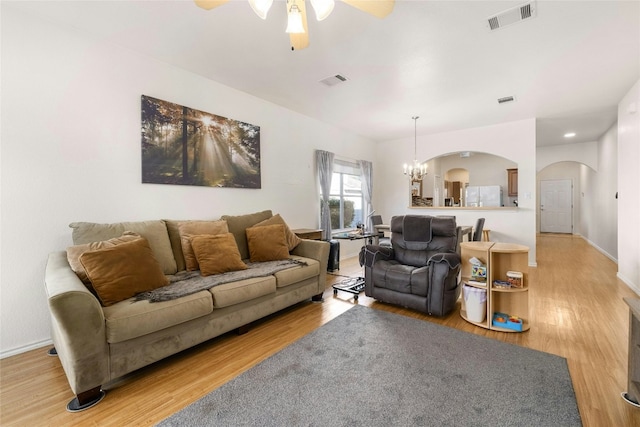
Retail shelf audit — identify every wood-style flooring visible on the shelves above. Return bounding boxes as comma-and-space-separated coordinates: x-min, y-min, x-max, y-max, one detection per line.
1, 234, 639, 426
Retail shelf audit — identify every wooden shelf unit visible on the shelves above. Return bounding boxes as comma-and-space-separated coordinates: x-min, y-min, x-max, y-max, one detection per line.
460, 242, 530, 332
460, 241, 493, 329
623, 298, 640, 406
292, 228, 323, 241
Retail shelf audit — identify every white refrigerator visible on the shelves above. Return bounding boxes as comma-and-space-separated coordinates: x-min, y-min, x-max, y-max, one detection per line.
465, 185, 503, 207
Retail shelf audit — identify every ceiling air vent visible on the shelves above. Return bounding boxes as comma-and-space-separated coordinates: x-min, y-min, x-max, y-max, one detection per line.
497, 96, 516, 104
487, 1, 536, 31
319, 74, 348, 87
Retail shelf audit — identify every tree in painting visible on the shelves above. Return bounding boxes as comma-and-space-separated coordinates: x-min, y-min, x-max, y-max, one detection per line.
141, 95, 261, 188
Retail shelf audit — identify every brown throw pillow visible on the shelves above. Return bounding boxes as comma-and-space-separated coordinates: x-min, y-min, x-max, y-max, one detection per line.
177, 220, 229, 271
79, 237, 169, 307
190, 233, 247, 276
246, 224, 290, 262
221, 210, 273, 260
251, 214, 302, 251
67, 232, 141, 283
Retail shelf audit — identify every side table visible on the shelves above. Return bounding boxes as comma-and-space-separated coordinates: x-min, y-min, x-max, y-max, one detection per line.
292, 228, 323, 241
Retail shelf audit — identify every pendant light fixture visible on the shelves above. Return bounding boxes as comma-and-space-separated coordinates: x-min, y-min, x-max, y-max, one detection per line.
195, 0, 395, 51
248, 0, 274, 19
309, 0, 335, 20
403, 116, 427, 180
286, 0, 306, 33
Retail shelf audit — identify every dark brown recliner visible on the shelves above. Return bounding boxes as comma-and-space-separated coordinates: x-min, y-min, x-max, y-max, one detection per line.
360, 215, 462, 316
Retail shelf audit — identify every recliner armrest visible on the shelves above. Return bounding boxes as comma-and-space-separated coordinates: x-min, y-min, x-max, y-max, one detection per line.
427, 252, 461, 269
359, 245, 394, 268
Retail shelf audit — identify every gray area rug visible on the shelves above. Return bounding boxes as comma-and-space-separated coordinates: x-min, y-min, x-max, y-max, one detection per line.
158, 305, 582, 426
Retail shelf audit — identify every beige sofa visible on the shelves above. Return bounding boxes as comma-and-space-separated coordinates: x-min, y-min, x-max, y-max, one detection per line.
44, 210, 329, 411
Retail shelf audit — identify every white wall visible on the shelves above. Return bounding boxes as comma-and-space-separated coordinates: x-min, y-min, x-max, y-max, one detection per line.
617, 79, 640, 294
537, 141, 598, 172
375, 119, 537, 265
0, 8, 374, 356
536, 131, 618, 262
585, 125, 618, 261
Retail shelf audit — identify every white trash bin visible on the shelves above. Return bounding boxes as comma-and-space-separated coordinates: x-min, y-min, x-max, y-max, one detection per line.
463, 285, 487, 322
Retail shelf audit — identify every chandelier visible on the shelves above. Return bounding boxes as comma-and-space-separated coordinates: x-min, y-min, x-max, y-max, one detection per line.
403, 116, 427, 181
195, 0, 395, 51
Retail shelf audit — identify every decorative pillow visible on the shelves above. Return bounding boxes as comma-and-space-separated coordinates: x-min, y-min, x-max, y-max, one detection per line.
177, 220, 229, 271
246, 224, 290, 262
79, 237, 169, 307
69, 220, 177, 275
251, 214, 302, 251
190, 233, 247, 276
67, 232, 141, 283
221, 210, 273, 260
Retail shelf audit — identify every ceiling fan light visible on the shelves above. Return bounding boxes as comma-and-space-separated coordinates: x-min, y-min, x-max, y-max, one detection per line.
286, 4, 305, 33
248, 0, 273, 19
310, 0, 334, 21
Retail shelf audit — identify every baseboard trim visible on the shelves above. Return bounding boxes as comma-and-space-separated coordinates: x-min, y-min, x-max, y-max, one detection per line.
617, 273, 640, 297
579, 235, 618, 263
576, 236, 639, 296
0, 339, 52, 360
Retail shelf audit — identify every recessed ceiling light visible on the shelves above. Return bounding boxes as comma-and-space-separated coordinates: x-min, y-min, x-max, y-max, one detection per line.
564, 132, 576, 138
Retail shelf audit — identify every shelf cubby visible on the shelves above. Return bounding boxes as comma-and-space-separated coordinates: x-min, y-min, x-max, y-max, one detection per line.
460, 241, 529, 332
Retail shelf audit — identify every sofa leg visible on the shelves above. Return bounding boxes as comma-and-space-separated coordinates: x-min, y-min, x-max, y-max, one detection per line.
47, 347, 57, 356
236, 324, 250, 335
66, 386, 105, 413
312, 292, 324, 302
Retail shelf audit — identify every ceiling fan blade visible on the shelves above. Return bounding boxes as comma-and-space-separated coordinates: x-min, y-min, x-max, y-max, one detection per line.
289, 0, 310, 51
194, 0, 230, 10
341, 0, 394, 18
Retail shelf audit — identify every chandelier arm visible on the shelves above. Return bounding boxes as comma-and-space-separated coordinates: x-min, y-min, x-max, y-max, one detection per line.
404, 115, 426, 180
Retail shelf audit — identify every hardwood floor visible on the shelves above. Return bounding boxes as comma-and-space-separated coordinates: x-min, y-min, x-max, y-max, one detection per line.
1, 234, 639, 426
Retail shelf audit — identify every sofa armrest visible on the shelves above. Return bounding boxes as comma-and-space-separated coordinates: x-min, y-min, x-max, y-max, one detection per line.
290, 239, 330, 292
427, 252, 461, 270
359, 245, 394, 268
45, 251, 109, 395
426, 252, 462, 314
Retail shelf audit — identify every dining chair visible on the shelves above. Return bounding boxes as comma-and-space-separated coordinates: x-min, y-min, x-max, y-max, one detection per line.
370, 215, 391, 247
472, 217, 485, 241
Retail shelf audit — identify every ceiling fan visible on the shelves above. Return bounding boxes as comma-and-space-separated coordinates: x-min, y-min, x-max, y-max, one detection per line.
194, 0, 395, 51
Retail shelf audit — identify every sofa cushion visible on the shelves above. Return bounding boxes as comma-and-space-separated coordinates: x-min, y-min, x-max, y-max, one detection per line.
221, 210, 273, 260
103, 290, 213, 343
246, 224, 290, 262
273, 255, 320, 288
66, 232, 140, 283
69, 220, 177, 274
209, 276, 276, 308
191, 233, 248, 276
251, 214, 302, 251
371, 259, 429, 296
80, 237, 170, 306
177, 220, 229, 271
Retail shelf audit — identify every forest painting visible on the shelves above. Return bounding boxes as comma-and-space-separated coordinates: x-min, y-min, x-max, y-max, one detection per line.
141, 95, 261, 188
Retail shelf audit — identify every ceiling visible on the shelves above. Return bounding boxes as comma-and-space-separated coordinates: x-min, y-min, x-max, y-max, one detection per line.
6, 0, 639, 146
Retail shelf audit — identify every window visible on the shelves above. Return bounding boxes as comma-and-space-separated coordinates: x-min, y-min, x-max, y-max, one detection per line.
328, 160, 363, 231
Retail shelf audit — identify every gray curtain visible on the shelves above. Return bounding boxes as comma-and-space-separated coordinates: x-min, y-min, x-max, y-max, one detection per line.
358, 160, 373, 232
316, 150, 335, 240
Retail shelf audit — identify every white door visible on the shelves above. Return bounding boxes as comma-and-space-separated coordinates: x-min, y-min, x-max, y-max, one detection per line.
540, 179, 573, 233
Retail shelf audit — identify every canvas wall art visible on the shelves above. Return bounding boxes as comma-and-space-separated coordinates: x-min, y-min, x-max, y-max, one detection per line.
141, 95, 261, 188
